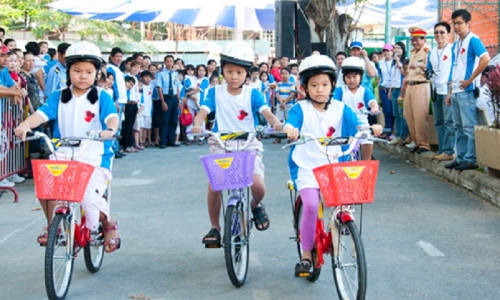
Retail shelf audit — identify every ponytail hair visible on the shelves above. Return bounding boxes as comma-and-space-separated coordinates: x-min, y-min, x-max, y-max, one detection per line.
60, 76, 99, 104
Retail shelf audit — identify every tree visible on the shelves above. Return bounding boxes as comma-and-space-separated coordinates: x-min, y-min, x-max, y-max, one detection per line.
304, 0, 367, 57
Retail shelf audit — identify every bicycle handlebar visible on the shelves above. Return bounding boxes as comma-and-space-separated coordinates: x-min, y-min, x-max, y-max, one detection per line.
187, 130, 256, 152
282, 125, 388, 158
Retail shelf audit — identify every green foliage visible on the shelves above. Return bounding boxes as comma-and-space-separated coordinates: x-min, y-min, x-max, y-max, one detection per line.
0, 0, 141, 42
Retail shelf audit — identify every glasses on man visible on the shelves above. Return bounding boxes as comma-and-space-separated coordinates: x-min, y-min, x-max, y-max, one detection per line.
434, 31, 447, 35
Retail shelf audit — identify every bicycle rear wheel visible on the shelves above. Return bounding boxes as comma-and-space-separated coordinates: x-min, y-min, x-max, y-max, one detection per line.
45, 214, 74, 300
332, 220, 367, 300
84, 223, 104, 273
223, 203, 249, 287
294, 197, 321, 282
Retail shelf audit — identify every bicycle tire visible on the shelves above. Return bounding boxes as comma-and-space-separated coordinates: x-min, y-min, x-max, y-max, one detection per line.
45, 214, 74, 300
294, 197, 321, 282
332, 220, 367, 300
84, 224, 104, 273
223, 203, 249, 287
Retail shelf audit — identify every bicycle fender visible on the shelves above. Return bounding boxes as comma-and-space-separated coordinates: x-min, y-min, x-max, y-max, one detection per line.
339, 212, 353, 223
55, 207, 69, 215
227, 196, 242, 207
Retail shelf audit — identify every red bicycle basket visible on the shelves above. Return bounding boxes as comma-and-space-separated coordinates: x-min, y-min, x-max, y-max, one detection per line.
313, 160, 379, 207
31, 159, 95, 202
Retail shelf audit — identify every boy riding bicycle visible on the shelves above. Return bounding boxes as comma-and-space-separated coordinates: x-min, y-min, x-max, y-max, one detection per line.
14, 41, 121, 254
191, 41, 282, 246
282, 55, 382, 276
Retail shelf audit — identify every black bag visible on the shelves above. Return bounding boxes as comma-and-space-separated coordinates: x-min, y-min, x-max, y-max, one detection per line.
432, 87, 438, 103
474, 86, 480, 99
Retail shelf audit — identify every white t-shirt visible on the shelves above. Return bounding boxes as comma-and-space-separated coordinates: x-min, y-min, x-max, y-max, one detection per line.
428, 44, 453, 95
477, 85, 495, 126
141, 83, 153, 117
249, 79, 262, 92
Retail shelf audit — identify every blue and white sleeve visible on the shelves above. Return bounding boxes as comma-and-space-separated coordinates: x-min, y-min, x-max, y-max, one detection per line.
426, 51, 433, 72
364, 89, 377, 107
201, 87, 216, 113
99, 90, 118, 124
284, 104, 304, 130
251, 88, 268, 113
341, 104, 363, 137
333, 86, 343, 101
470, 36, 487, 58
37, 90, 61, 121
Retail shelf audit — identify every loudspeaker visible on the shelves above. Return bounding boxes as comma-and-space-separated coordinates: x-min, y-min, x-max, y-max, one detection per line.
275, 0, 295, 58
295, 0, 311, 57
311, 42, 327, 55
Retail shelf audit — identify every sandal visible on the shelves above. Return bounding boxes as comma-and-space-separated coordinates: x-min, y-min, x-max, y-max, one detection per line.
252, 205, 270, 231
295, 258, 312, 277
185, 140, 192, 146
37, 227, 48, 246
103, 220, 121, 253
202, 228, 221, 248
197, 140, 204, 146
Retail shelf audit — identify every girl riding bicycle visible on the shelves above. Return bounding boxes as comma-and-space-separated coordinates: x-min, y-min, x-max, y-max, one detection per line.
14, 41, 121, 253
191, 41, 282, 246
282, 55, 382, 276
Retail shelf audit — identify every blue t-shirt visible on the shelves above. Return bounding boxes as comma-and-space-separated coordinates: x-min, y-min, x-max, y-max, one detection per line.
0, 67, 15, 88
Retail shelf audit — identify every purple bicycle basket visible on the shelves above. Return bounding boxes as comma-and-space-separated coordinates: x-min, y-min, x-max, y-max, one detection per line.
200, 150, 256, 191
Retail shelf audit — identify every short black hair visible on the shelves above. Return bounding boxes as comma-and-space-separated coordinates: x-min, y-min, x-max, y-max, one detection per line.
48, 48, 57, 59
482, 65, 496, 77
0, 27, 5, 35
132, 52, 143, 59
125, 76, 136, 84
434, 21, 451, 33
452, 9, 471, 23
207, 59, 216, 66
185, 64, 195, 71
3, 38, 15, 46
125, 57, 134, 64
258, 62, 268, 69
140, 70, 152, 78
164, 55, 174, 62
143, 55, 151, 60
250, 66, 259, 74
38, 41, 48, 47
289, 63, 298, 70
25, 41, 40, 56
280, 67, 291, 74
336, 51, 347, 58
57, 42, 71, 54
110, 47, 123, 57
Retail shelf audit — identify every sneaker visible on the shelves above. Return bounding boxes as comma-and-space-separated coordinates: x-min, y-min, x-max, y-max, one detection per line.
434, 153, 454, 161
0, 179, 15, 187
8, 174, 25, 183
389, 137, 402, 145
405, 141, 415, 148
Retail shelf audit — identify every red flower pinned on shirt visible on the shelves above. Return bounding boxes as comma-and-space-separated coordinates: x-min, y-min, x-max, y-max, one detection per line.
443, 55, 448, 61
237, 110, 248, 121
357, 102, 364, 109
84, 110, 95, 123
461, 48, 466, 54
148, 91, 152, 95
326, 126, 335, 137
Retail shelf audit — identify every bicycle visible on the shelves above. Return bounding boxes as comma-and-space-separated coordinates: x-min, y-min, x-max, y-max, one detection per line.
283, 125, 387, 300
190, 130, 259, 287
23, 131, 116, 300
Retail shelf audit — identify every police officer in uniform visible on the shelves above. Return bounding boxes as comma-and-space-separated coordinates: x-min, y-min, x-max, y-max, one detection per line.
44, 42, 71, 99
404, 27, 431, 154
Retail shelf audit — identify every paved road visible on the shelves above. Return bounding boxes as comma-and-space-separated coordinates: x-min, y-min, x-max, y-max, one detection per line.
1, 140, 500, 300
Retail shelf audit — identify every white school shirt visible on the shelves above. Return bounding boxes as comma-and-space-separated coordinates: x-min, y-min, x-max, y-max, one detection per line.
427, 44, 453, 95
141, 83, 153, 117
379, 59, 394, 87
333, 85, 376, 124
249, 79, 262, 92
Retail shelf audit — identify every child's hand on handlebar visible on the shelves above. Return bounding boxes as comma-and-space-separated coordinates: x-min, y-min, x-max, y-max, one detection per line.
99, 129, 116, 139
14, 123, 31, 141
272, 122, 283, 132
191, 125, 203, 134
371, 125, 383, 137
284, 126, 299, 141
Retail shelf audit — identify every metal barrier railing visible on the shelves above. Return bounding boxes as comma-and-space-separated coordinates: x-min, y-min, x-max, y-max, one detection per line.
0, 97, 26, 203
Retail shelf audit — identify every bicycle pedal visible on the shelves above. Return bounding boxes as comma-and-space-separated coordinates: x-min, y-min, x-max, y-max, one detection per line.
204, 243, 222, 249
295, 272, 310, 277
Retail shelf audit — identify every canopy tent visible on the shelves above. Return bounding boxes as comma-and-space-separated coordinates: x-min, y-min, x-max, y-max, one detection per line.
48, 0, 275, 31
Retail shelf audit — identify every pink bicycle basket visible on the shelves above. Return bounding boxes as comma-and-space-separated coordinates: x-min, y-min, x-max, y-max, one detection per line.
313, 160, 379, 207
31, 159, 95, 202
200, 151, 256, 191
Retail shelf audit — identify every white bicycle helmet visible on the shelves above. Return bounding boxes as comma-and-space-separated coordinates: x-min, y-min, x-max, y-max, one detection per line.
65, 41, 103, 70
220, 41, 254, 72
341, 56, 364, 76
298, 54, 337, 86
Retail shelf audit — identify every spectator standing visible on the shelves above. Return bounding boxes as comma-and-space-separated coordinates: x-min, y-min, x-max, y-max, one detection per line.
270, 58, 282, 83
335, 51, 347, 87
44, 43, 71, 98
377, 44, 395, 137
348, 41, 377, 93
25, 42, 46, 102
426, 22, 455, 161
156, 55, 181, 148
445, 9, 490, 171
404, 27, 431, 154
389, 41, 410, 145
476, 65, 496, 126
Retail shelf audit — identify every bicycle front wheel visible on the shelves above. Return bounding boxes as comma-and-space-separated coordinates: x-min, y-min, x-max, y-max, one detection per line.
332, 220, 367, 300
294, 197, 321, 282
45, 214, 74, 300
223, 204, 249, 287
84, 223, 104, 273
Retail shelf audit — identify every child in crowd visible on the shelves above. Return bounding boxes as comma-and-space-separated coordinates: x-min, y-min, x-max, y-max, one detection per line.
249, 66, 262, 92
245, 76, 251, 85
283, 54, 382, 275
270, 58, 282, 82
260, 71, 271, 107
184, 65, 209, 145
206, 75, 220, 131
123, 76, 138, 153
333, 57, 380, 160
139, 71, 154, 147
191, 41, 283, 246
14, 41, 121, 253
273, 67, 296, 143
174, 70, 185, 146
132, 80, 145, 150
